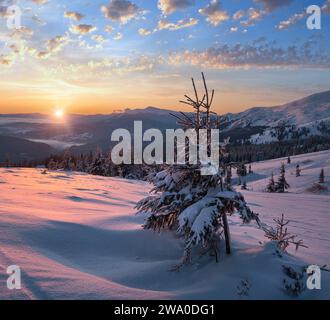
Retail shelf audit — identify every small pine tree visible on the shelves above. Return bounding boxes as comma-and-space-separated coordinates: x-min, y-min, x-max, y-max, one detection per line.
241, 180, 247, 190
136, 73, 258, 264
296, 164, 301, 177
287, 156, 291, 164
266, 172, 276, 192
248, 164, 253, 174
319, 168, 325, 184
276, 163, 290, 193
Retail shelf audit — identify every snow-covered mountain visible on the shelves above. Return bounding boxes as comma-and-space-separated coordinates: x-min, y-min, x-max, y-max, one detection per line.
0, 91, 329, 161
224, 91, 330, 128
221, 91, 330, 143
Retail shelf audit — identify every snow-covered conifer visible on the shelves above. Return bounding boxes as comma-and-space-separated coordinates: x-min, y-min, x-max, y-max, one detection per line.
276, 163, 290, 193
136, 73, 259, 264
266, 172, 276, 193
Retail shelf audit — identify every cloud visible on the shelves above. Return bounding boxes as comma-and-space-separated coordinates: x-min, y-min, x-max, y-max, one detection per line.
101, 0, 140, 24
138, 28, 152, 36
70, 24, 97, 34
32, 15, 46, 25
92, 34, 106, 43
322, 0, 330, 13
64, 11, 85, 21
32, 35, 70, 60
199, 0, 229, 26
105, 25, 113, 33
30, 0, 49, 5
113, 32, 123, 40
168, 41, 330, 69
46, 35, 69, 53
157, 0, 195, 15
254, 0, 293, 12
0, 55, 13, 66
233, 10, 245, 20
240, 8, 266, 27
157, 17, 198, 31
276, 12, 305, 30
9, 27, 34, 39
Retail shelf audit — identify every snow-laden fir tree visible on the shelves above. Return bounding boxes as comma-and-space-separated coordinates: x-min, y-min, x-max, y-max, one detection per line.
319, 168, 325, 184
136, 73, 259, 264
266, 172, 276, 193
276, 163, 290, 193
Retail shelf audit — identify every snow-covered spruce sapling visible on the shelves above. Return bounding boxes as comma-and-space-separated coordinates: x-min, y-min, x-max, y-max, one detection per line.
136, 73, 259, 265
275, 163, 290, 193
266, 172, 276, 193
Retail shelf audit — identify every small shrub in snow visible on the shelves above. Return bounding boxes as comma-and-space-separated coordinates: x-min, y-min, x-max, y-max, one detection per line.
263, 214, 307, 252
282, 265, 307, 297
237, 279, 251, 297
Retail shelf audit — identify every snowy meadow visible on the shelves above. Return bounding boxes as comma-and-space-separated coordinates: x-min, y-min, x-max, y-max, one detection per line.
0, 150, 329, 300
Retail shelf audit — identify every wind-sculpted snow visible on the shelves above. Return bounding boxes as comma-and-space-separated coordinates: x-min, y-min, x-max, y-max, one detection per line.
0, 152, 329, 299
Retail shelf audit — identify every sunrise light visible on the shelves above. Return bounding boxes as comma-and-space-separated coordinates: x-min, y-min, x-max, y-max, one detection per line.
54, 108, 65, 119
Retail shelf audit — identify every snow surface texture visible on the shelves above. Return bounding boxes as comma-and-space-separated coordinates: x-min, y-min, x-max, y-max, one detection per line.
0, 150, 329, 300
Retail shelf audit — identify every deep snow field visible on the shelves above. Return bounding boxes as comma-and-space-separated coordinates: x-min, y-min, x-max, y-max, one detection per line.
0, 150, 329, 300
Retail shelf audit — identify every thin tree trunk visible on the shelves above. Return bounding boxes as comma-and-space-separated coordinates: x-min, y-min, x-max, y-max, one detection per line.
222, 212, 231, 254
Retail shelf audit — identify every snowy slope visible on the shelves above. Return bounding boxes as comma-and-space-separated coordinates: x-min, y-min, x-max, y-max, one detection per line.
0, 152, 330, 300
222, 91, 330, 144
225, 91, 330, 129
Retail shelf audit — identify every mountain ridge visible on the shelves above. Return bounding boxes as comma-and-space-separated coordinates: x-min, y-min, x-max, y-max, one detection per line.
0, 90, 329, 160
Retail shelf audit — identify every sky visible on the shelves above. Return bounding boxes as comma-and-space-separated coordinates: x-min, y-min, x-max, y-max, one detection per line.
0, 0, 330, 115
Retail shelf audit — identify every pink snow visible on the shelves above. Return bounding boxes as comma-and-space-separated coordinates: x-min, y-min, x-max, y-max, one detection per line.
0, 150, 329, 300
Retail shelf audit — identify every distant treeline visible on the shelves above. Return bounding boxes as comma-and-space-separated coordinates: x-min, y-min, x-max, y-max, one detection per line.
1, 136, 330, 180
228, 136, 330, 163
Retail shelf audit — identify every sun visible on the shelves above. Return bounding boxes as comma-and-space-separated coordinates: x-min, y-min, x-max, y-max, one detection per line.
54, 108, 65, 119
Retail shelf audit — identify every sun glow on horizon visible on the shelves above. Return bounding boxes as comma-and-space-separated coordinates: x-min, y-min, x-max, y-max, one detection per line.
54, 108, 65, 120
